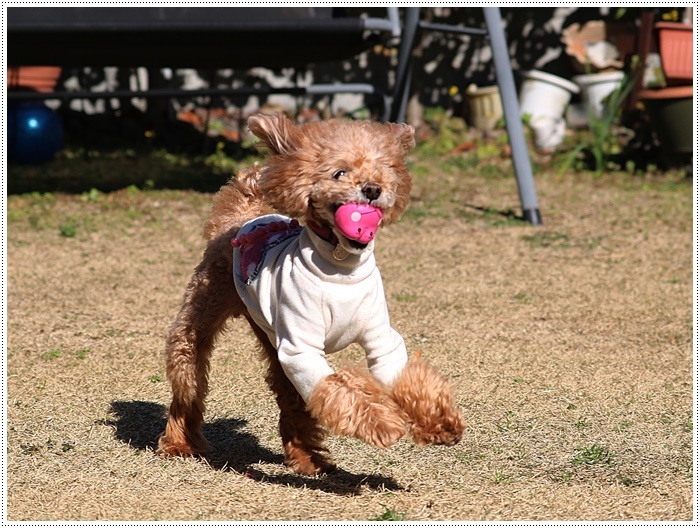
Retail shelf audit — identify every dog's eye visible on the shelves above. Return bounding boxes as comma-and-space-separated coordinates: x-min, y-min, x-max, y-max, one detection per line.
332, 170, 346, 180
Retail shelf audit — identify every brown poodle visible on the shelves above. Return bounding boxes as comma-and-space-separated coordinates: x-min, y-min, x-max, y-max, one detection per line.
157, 113, 465, 475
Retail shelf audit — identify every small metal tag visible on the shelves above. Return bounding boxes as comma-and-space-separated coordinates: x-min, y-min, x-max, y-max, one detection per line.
332, 245, 349, 261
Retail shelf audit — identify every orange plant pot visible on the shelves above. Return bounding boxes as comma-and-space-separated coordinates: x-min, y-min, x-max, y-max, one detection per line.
7, 66, 61, 93
656, 22, 693, 84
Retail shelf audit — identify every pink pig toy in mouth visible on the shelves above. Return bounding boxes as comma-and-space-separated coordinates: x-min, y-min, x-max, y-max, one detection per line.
334, 203, 383, 244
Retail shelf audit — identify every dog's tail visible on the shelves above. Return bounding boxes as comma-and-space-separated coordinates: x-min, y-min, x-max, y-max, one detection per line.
202, 162, 271, 241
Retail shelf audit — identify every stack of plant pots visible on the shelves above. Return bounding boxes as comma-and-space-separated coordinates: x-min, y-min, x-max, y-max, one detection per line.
637, 20, 693, 156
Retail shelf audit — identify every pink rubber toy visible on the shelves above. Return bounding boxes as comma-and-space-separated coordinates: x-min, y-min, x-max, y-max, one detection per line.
334, 203, 383, 244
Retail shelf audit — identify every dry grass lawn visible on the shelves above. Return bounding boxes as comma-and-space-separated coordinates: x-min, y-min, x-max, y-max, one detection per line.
6, 157, 693, 521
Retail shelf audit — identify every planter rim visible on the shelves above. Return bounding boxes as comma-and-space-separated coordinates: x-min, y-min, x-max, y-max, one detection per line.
573, 70, 625, 85
466, 85, 499, 96
520, 69, 580, 94
638, 86, 693, 100
655, 21, 692, 31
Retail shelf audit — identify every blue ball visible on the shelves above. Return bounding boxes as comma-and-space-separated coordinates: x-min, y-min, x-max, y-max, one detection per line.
8, 102, 64, 164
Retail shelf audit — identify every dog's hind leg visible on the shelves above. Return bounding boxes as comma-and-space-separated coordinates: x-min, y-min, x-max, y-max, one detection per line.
158, 231, 244, 457
250, 323, 336, 475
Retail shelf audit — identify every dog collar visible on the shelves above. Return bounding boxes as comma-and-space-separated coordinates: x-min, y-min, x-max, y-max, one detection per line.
306, 220, 338, 246
306, 220, 352, 261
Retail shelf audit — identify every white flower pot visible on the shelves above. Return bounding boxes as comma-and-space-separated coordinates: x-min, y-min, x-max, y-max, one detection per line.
573, 70, 625, 120
519, 70, 580, 151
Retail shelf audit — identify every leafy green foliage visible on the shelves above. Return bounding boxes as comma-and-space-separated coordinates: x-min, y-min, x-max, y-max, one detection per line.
559, 73, 637, 176
572, 444, 614, 466
371, 506, 407, 521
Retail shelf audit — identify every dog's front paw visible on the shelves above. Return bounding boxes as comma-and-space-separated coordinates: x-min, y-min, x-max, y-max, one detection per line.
307, 370, 407, 448
409, 412, 465, 447
390, 359, 465, 447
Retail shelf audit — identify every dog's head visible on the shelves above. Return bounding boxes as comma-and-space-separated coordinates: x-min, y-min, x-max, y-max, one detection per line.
249, 113, 414, 254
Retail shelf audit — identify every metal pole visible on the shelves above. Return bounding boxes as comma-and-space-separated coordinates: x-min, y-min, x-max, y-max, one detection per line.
389, 7, 420, 123
482, 7, 542, 225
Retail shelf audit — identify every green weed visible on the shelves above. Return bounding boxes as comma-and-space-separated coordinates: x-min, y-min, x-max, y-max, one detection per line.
74, 347, 91, 360
572, 444, 613, 466
371, 506, 406, 521
558, 72, 637, 176
496, 411, 518, 432
440, 154, 479, 173
493, 470, 514, 484
81, 188, 104, 203
618, 475, 642, 487
59, 223, 77, 238
393, 291, 418, 303
43, 349, 64, 361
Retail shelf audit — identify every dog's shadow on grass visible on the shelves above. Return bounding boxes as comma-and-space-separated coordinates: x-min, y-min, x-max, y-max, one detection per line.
104, 400, 403, 496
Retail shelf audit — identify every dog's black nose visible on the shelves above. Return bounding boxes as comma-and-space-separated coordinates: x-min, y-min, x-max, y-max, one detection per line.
362, 182, 382, 201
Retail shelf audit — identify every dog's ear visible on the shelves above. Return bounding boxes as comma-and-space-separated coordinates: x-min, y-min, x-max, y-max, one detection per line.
248, 113, 299, 156
387, 122, 416, 154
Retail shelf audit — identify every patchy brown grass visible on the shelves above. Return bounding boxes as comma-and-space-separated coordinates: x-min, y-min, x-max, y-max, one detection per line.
6, 159, 692, 521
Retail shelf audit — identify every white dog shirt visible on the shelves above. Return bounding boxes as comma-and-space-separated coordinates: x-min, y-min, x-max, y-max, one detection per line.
232, 214, 408, 402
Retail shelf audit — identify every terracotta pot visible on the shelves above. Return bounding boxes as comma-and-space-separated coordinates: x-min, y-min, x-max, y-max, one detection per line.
7, 66, 61, 93
656, 22, 692, 85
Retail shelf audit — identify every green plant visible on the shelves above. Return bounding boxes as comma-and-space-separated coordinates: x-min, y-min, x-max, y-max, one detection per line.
81, 188, 104, 203
74, 347, 91, 360
204, 141, 242, 175
59, 223, 77, 238
560, 73, 637, 176
372, 506, 406, 521
618, 474, 642, 487
496, 411, 517, 432
572, 443, 613, 466
416, 108, 469, 156
494, 470, 514, 484
393, 291, 418, 303
43, 349, 64, 360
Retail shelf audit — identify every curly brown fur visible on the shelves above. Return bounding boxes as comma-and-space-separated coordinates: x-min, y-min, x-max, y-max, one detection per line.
251, 322, 336, 475
307, 370, 407, 449
156, 228, 247, 457
390, 359, 465, 446
249, 113, 414, 253
202, 164, 272, 241
158, 113, 462, 474
157, 170, 269, 457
